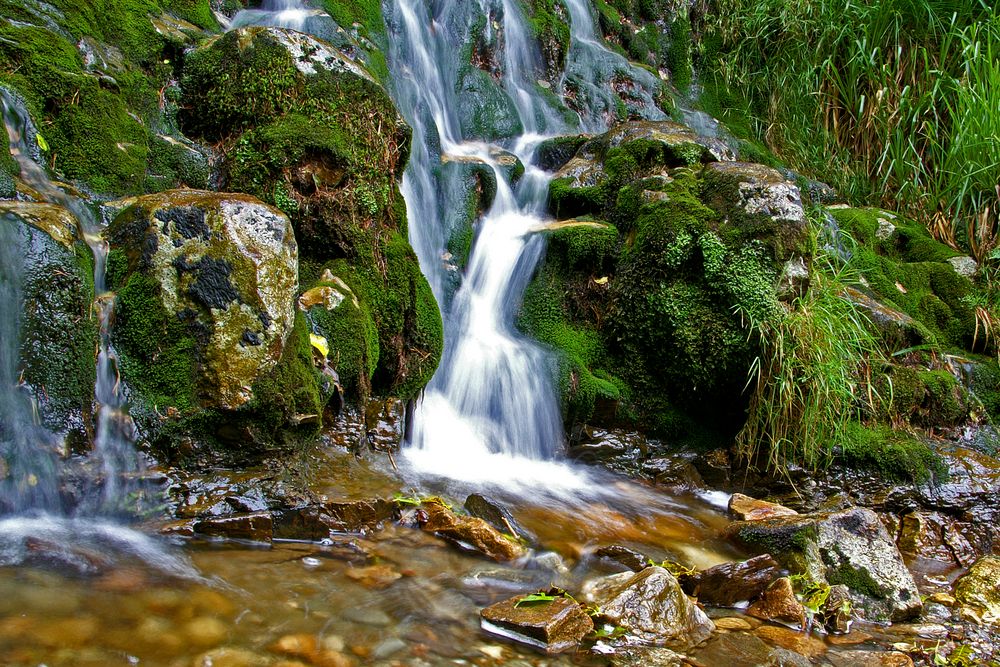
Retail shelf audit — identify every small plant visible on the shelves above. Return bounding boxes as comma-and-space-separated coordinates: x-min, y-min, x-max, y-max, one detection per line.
647, 558, 696, 578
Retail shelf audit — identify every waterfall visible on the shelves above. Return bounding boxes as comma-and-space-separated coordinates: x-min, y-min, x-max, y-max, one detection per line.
385, 0, 597, 492
1, 89, 142, 516
231, 0, 312, 31
561, 0, 666, 130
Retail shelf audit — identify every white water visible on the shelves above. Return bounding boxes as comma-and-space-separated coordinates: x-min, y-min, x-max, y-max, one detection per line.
0, 88, 193, 575
385, 1, 597, 494
230, 0, 314, 31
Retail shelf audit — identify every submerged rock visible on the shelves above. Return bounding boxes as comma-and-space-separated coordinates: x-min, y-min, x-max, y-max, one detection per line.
583, 566, 714, 648
730, 507, 921, 622
480, 594, 593, 654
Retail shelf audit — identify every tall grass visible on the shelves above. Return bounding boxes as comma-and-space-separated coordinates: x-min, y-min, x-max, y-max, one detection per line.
705, 0, 1000, 261
737, 230, 886, 472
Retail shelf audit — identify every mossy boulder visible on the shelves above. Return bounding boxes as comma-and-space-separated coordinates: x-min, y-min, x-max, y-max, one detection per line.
455, 64, 524, 142
0, 1, 217, 196
831, 207, 976, 352
954, 556, 1000, 624
523, 141, 802, 444
730, 507, 922, 622
180, 27, 443, 404
104, 190, 330, 462
107, 190, 297, 412
0, 202, 97, 451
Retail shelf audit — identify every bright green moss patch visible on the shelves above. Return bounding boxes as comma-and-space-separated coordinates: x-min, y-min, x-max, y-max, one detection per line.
836, 422, 946, 484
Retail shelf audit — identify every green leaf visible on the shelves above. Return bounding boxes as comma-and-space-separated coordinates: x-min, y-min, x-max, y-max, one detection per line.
514, 593, 557, 607
35, 133, 49, 152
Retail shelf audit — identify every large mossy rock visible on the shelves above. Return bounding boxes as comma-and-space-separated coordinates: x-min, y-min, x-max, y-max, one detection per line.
106, 190, 322, 460
0, 202, 97, 450
180, 27, 442, 403
521, 123, 807, 444
0, 1, 217, 196
729, 507, 922, 622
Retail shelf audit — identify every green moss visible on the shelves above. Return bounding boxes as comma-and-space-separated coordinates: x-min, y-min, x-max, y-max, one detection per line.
836, 422, 946, 484
520, 0, 571, 74
246, 311, 326, 440
832, 208, 975, 349
303, 263, 380, 399
737, 521, 819, 561
114, 272, 199, 411
971, 358, 1000, 423
547, 222, 619, 272
666, 14, 693, 91
826, 559, 886, 601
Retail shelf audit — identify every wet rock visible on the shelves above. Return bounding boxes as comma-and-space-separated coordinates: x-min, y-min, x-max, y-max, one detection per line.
747, 577, 806, 627
184, 616, 229, 648
364, 398, 405, 452
21, 537, 112, 577
641, 453, 705, 491
729, 493, 799, 521
193, 512, 273, 542
583, 566, 715, 648
536, 135, 590, 172
896, 511, 973, 566
683, 554, 783, 606
108, 190, 297, 412
754, 625, 826, 659
418, 501, 525, 561
730, 507, 922, 622
844, 286, 928, 349
273, 499, 395, 540
691, 632, 810, 667
823, 584, 854, 633
0, 202, 97, 448
595, 545, 651, 572
464, 494, 531, 542
713, 616, 755, 631
827, 651, 914, 667
954, 556, 1000, 623
480, 594, 593, 654
610, 647, 685, 666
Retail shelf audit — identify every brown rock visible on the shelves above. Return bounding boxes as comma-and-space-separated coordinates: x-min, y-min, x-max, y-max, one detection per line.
682, 554, 782, 605
480, 594, 593, 653
713, 617, 754, 631
729, 493, 798, 521
747, 577, 806, 627
755, 625, 827, 659
594, 545, 650, 572
827, 630, 873, 646
822, 584, 853, 633
193, 512, 273, 542
269, 634, 318, 659
273, 499, 395, 540
344, 565, 402, 590
420, 502, 525, 561
827, 650, 914, 667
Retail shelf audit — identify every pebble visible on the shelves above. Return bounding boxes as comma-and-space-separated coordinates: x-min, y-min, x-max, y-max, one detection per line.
372, 637, 407, 659
343, 606, 392, 627
184, 616, 229, 648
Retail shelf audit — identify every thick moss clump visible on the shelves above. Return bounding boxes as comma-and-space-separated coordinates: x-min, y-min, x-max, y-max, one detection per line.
0, 0, 214, 195
520, 0, 571, 79
832, 208, 975, 351
836, 422, 946, 484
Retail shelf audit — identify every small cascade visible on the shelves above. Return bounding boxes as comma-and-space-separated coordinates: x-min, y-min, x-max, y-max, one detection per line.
230, 0, 313, 31
386, 0, 595, 493
0, 88, 143, 517
561, 0, 666, 130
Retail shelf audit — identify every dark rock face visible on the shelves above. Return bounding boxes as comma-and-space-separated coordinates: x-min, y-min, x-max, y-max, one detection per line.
273, 499, 396, 540
480, 594, 593, 654
681, 554, 783, 606
464, 494, 532, 543
730, 507, 922, 622
595, 545, 651, 573
583, 567, 715, 648
194, 512, 274, 542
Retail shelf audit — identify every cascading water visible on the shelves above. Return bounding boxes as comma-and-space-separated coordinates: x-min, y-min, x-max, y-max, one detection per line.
230, 0, 313, 31
1, 89, 143, 516
561, 0, 666, 129
384, 0, 588, 492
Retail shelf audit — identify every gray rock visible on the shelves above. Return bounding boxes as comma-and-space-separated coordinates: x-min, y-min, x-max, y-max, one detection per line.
730, 507, 922, 622
947, 255, 978, 278
583, 566, 715, 647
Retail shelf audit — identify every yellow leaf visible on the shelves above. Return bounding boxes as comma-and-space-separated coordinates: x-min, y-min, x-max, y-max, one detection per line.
35, 133, 49, 152
593, 276, 609, 285
309, 334, 329, 359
